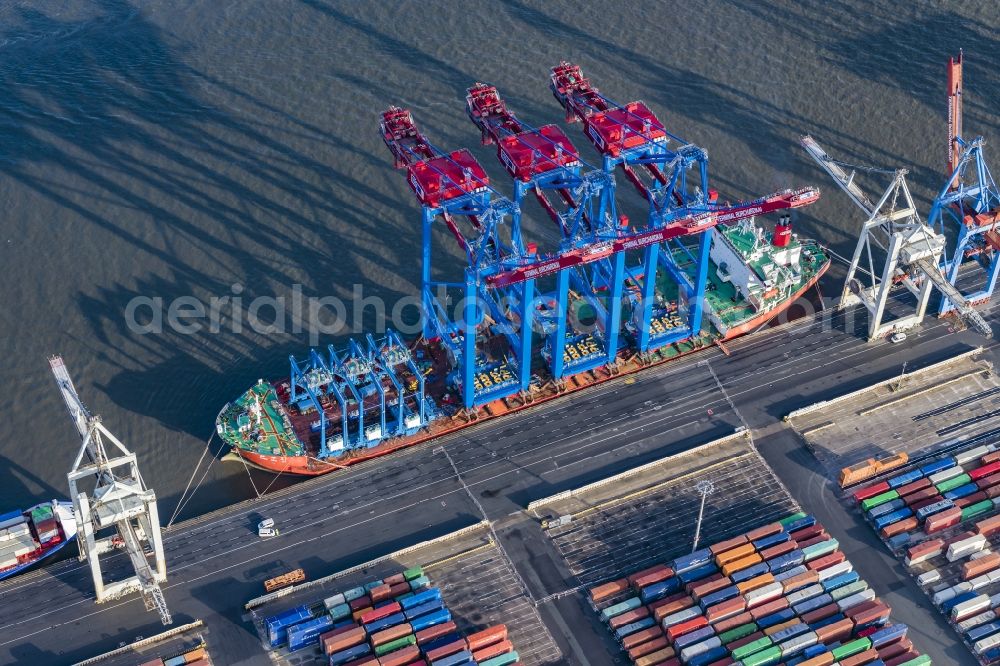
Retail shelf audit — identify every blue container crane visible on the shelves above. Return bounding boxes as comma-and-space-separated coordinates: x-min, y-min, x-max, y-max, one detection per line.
930, 52, 1000, 316
380, 107, 532, 411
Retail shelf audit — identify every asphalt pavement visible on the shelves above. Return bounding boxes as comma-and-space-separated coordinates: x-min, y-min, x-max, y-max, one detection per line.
0, 291, 995, 665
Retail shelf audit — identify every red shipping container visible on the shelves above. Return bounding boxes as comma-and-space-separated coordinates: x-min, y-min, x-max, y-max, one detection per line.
815, 617, 854, 643
415, 621, 457, 645
590, 578, 628, 602
370, 623, 413, 648
349, 595, 372, 611
800, 602, 839, 625
853, 481, 890, 502
629, 564, 673, 587
686, 572, 725, 595
759, 540, 797, 561
975, 471, 1000, 489
360, 601, 402, 625
964, 551, 1000, 580
749, 597, 789, 621
805, 551, 846, 572
652, 595, 694, 621
473, 639, 513, 663
970, 460, 1000, 480
954, 492, 988, 509
745, 522, 782, 541
709, 535, 748, 555
902, 486, 940, 506
609, 606, 650, 629
926, 507, 963, 533
797, 535, 832, 550
725, 631, 764, 650
906, 539, 944, 561
369, 584, 392, 604
894, 478, 931, 498
885, 651, 921, 666
666, 615, 708, 642
876, 638, 913, 661
976, 514, 1000, 536
466, 625, 508, 651
383, 572, 406, 586
691, 575, 732, 600
839, 649, 880, 666
705, 597, 746, 623
881, 516, 918, 538
622, 626, 664, 650
780, 569, 820, 593
379, 645, 420, 666
322, 626, 367, 655
712, 611, 753, 634
628, 636, 670, 660
789, 524, 825, 542
388, 582, 411, 598
424, 639, 467, 662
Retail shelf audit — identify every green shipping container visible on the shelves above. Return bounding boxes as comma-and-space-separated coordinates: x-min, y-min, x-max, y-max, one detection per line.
830, 637, 871, 660
402, 566, 424, 581
374, 634, 416, 657
478, 652, 519, 666
896, 656, 931, 666
778, 512, 807, 527
741, 645, 783, 666
936, 473, 972, 494
719, 622, 758, 644
802, 538, 839, 562
601, 597, 641, 620
830, 580, 868, 601
860, 490, 899, 511
961, 500, 994, 521
731, 636, 774, 661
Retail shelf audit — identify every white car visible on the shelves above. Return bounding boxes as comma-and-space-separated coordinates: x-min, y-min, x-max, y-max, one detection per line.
258, 527, 279, 538
889, 332, 907, 344
258, 518, 274, 530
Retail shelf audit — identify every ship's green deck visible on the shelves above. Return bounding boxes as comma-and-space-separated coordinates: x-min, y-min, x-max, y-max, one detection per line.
219, 382, 304, 456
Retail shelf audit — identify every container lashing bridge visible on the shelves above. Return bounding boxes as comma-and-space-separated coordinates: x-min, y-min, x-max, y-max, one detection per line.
465, 83, 621, 380
287, 330, 432, 458
930, 51, 1000, 315
549, 62, 820, 355
381, 106, 532, 411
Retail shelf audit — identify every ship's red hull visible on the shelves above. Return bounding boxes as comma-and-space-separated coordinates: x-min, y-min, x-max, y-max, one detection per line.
232, 262, 830, 477
720, 261, 829, 340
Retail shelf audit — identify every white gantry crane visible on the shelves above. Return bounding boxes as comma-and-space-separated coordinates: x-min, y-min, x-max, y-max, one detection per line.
49, 355, 172, 625
801, 136, 992, 340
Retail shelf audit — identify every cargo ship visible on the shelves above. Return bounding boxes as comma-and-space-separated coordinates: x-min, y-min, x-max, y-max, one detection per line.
217, 214, 828, 476
0, 500, 77, 580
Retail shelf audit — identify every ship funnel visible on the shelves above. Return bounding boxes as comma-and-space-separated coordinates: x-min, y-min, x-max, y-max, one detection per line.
773, 215, 792, 247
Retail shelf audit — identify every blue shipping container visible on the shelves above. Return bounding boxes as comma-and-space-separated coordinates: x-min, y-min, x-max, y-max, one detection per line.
411, 607, 451, 632
673, 548, 713, 574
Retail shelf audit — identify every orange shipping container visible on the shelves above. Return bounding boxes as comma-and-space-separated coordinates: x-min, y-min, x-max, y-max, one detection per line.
182, 647, 207, 662
378, 645, 421, 666
881, 517, 918, 538
653, 595, 695, 621
976, 514, 1000, 537
473, 639, 514, 663
797, 654, 835, 666
780, 569, 819, 594
715, 543, 756, 566
370, 623, 413, 647
721, 553, 763, 577
815, 617, 854, 644
466, 624, 508, 651
763, 619, 798, 636
609, 607, 650, 629
964, 552, 1000, 580
629, 564, 673, 587
370, 583, 392, 604
636, 647, 676, 666
805, 551, 846, 572
710, 535, 748, 555
712, 610, 753, 633
622, 625, 664, 650
749, 597, 789, 620
839, 649, 881, 666
736, 573, 774, 595
758, 540, 797, 561
690, 576, 732, 601
323, 626, 367, 655
424, 639, 467, 662
745, 522, 783, 541
628, 636, 670, 660
590, 578, 628, 602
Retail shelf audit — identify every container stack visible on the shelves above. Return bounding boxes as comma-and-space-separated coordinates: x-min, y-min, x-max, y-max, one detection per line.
263, 566, 522, 666
850, 444, 1000, 664
0, 510, 36, 570
137, 644, 211, 666
589, 512, 929, 666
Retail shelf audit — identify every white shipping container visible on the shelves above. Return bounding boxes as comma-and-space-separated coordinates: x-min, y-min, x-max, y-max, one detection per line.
779, 630, 818, 656
952, 595, 991, 620
934, 582, 973, 605
817, 561, 853, 582
0, 524, 30, 543
948, 535, 988, 562
971, 549, 994, 560
956, 446, 991, 465
745, 582, 784, 607
987, 569, 1000, 584
958, 610, 997, 632
970, 574, 993, 591
785, 584, 824, 606
906, 549, 942, 567
837, 589, 876, 612
929, 466, 964, 485
989, 592, 1000, 607
916, 570, 941, 586
324, 593, 346, 610
680, 636, 722, 662
0, 516, 26, 531
661, 606, 701, 628
975, 632, 1000, 655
